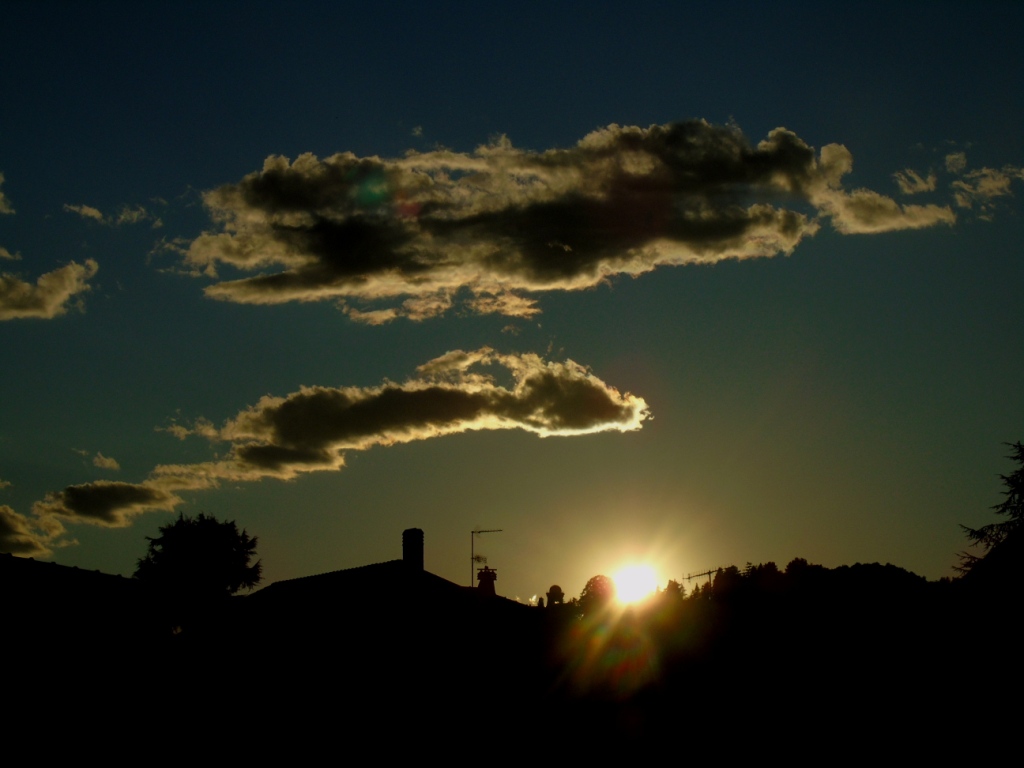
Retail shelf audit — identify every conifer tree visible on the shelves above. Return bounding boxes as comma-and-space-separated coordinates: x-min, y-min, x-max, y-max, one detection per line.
958, 441, 1024, 572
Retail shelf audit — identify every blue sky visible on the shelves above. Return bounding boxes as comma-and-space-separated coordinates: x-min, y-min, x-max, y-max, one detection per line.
2, 2, 1022, 601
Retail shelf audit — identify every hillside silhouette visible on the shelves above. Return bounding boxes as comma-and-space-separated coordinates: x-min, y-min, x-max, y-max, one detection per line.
7, 446, 1024, 754
6, 521, 1021, 754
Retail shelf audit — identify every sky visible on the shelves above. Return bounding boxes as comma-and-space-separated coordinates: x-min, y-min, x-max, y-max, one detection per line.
2, 1, 1022, 603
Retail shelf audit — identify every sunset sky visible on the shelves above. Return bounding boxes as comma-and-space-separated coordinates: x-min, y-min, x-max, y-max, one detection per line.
2, 2, 1022, 603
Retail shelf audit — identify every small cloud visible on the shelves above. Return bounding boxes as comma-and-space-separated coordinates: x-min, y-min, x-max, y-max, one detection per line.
0, 479, 11, 490
158, 417, 218, 441
115, 205, 148, 225
893, 169, 937, 194
343, 305, 400, 325
63, 203, 161, 227
412, 126, 423, 137
63, 203, 105, 222
816, 188, 955, 234
92, 453, 121, 471
0, 246, 21, 261
0, 172, 13, 215
946, 152, 968, 174
0, 259, 99, 321
809, 144, 955, 233
160, 424, 192, 440
949, 164, 1024, 219
466, 293, 541, 319
114, 204, 162, 226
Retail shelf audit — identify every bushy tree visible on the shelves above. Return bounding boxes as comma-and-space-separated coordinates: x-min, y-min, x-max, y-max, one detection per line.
134, 512, 261, 601
959, 441, 1024, 573
579, 574, 615, 617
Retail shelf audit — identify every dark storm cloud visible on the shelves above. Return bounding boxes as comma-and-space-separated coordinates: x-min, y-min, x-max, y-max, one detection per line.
0, 259, 99, 321
184, 121, 955, 322
18, 350, 648, 545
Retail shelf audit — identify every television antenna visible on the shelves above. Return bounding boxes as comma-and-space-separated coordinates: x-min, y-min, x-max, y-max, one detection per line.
470, 528, 502, 586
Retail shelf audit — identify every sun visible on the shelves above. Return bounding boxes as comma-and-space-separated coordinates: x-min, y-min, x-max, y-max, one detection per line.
612, 564, 658, 604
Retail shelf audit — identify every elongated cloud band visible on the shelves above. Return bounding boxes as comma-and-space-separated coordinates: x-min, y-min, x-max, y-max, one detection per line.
184, 121, 955, 322
0, 259, 99, 321
3, 349, 648, 553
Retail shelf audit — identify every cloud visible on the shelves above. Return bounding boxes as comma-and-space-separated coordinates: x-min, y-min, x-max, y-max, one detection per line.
946, 152, 968, 174
893, 169, 937, 194
0, 485, 75, 558
0, 247, 21, 261
0, 506, 56, 557
806, 144, 954, 234
159, 417, 218, 441
814, 187, 955, 234
182, 121, 956, 321
466, 293, 541, 318
158, 348, 649, 484
951, 166, 1024, 214
31, 349, 649, 534
0, 259, 99, 321
115, 205, 163, 228
63, 203, 161, 227
63, 203, 105, 222
92, 453, 121, 471
33, 481, 180, 528
0, 172, 13, 215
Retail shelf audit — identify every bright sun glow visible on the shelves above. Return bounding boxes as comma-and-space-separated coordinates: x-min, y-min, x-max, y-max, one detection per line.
612, 564, 658, 604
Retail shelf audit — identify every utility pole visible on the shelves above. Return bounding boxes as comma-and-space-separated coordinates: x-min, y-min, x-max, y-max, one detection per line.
470, 528, 502, 587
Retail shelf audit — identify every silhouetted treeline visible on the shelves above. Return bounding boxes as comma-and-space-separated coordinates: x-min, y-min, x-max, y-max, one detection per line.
8, 547, 1021, 754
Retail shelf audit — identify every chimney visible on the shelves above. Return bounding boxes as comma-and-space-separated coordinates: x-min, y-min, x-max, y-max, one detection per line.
403, 528, 424, 571
477, 565, 497, 597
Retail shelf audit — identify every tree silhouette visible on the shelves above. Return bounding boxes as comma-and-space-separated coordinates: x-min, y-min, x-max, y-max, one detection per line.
578, 574, 615, 617
663, 579, 685, 600
134, 512, 261, 601
959, 441, 1024, 573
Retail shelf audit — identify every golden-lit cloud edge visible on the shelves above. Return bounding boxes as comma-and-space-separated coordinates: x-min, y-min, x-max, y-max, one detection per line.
2, 349, 649, 555
182, 120, 967, 323
0, 259, 99, 321
0, 171, 101, 322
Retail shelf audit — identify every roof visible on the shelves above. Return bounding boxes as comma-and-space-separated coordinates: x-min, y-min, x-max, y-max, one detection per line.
251, 557, 467, 606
